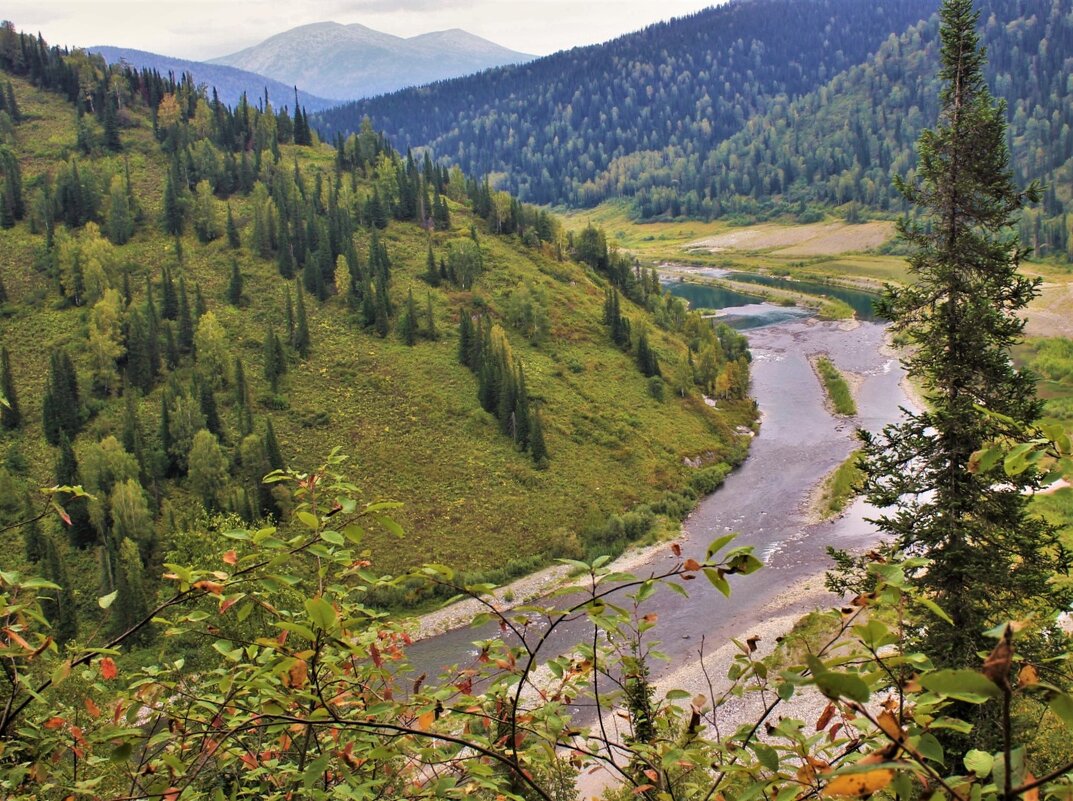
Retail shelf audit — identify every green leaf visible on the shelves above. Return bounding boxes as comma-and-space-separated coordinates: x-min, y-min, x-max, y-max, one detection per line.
98, 590, 119, 609
705, 533, 737, 560
752, 742, 780, 773
296, 510, 320, 531
704, 568, 731, 597
814, 670, 870, 703
919, 670, 1000, 703
304, 597, 338, 633
915, 733, 944, 765
320, 529, 344, 545
964, 750, 993, 778
914, 596, 953, 625
110, 742, 133, 763
1049, 692, 1073, 730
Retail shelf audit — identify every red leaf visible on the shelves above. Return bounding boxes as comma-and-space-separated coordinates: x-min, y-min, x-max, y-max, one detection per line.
683, 558, 702, 572
369, 642, 382, 667
100, 657, 118, 681
84, 698, 101, 718
44, 716, 66, 730
671, 542, 682, 557
222, 550, 238, 565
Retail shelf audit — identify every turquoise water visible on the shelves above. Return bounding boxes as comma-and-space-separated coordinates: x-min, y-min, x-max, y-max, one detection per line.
722, 272, 880, 321
663, 271, 881, 329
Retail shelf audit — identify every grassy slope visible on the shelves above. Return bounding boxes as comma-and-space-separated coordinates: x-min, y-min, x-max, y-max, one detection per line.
0, 74, 753, 586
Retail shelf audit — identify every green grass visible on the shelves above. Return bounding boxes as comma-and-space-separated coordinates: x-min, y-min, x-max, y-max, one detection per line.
0, 73, 756, 618
812, 356, 858, 416
814, 450, 865, 520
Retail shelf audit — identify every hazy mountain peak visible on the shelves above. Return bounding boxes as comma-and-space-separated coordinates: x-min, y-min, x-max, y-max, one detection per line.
209, 21, 534, 101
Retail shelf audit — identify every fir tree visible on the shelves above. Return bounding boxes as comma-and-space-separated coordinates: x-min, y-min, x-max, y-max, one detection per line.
160, 263, 178, 320
56, 434, 95, 548
124, 308, 154, 394
860, 0, 1071, 677
424, 242, 440, 286
263, 326, 285, 392
199, 380, 221, 437
529, 405, 548, 467
228, 258, 243, 306
110, 537, 150, 643
263, 418, 285, 471
0, 346, 21, 429
162, 160, 184, 235
42, 351, 80, 446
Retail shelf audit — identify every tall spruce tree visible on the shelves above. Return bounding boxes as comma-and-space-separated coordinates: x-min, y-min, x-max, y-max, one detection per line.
860, 0, 1070, 672
293, 281, 310, 357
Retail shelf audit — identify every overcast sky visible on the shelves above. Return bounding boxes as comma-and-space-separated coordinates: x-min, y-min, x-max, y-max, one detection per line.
5, 1, 725, 60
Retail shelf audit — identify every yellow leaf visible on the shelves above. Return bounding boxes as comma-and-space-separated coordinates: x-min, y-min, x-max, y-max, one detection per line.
822, 769, 894, 797
417, 710, 435, 730
1018, 664, 1040, 687
876, 710, 902, 742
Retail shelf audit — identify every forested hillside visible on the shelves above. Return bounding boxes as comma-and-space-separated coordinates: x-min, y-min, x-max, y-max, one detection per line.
0, 24, 754, 642
613, 0, 1073, 254
313, 0, 935, 205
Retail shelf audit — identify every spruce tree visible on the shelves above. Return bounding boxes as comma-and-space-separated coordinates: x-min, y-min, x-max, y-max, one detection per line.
263, 327, 285, 392
199, 380, 221, 437
529, 406, 548, 467
234, 358, 253, 436
228, 258, 243, 306
0, 346, 20, 429
21, 494, 45, 564
424, 242, 440, 286
56, 434, 94, 548
860, 0, 1070, 673
226, 203, 241, 249
458, 313, 473, 365
161, 264, 178, 320
263, 418, 285, 471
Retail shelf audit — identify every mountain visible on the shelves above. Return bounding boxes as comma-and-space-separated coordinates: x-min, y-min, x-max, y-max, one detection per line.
634, 0, 1073, 252
209, 22, 534, 101
312, 0, 937, 205
89, 46, 336, 111
0, 29, 753, 630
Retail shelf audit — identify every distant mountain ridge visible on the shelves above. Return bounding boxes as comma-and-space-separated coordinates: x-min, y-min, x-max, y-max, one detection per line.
312, 0, 937, 205
209, 22, 534, 101
90, 46, 336, 112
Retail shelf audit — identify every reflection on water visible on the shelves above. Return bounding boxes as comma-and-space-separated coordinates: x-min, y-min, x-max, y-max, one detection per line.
662, 271, 880, 328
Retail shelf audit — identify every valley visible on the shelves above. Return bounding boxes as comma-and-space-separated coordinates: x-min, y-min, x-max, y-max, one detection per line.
2, 0, 1073, 798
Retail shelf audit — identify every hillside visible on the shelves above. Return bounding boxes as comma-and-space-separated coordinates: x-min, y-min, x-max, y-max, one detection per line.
0, 34, 753, 638
210, 22, 534, 101
312, 0, 936, 204
90, 46, 336, 112
605, 0, 1073, 251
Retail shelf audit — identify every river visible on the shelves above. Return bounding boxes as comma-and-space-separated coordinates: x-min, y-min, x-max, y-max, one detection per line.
406, 312, 915, 684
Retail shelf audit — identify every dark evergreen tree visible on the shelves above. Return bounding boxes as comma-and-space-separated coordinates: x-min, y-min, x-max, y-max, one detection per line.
199, 379, 221, 437
529, 405, 548, 467
263, 418, 285, 471
42, 351, 80, 446
0, 346, 20, 429
124, 308, 154, 394
859, 0, 1071, 678
55, 433, 94, 548
636, 331, 661, 377
228, 258, 243, 306
458, 313, 473, 365
226, 203, 240, 249
160, 263, 178, 320
162, 159, 184, 235
263, 326, 285, 392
